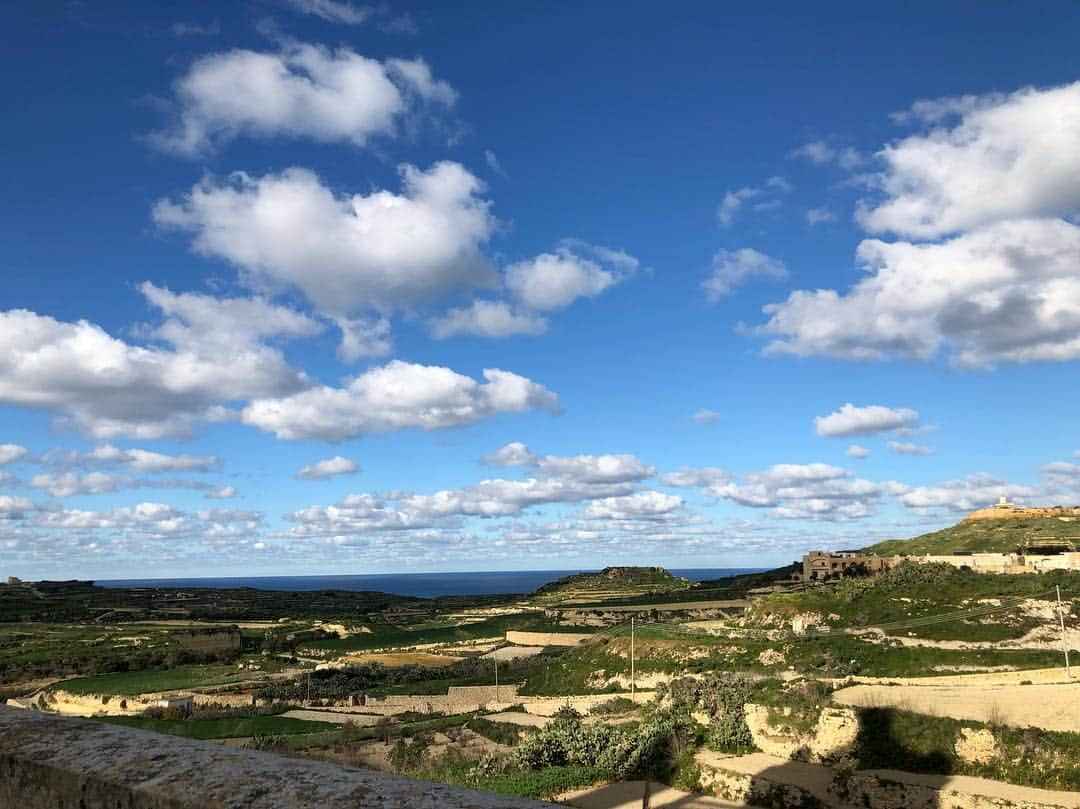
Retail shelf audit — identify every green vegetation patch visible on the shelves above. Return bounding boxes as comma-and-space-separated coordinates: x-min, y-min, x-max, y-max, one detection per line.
850, 707, 1080, 792
58, 664, 243, 696
866, 516, 1080, 555
430, 761, 612, 800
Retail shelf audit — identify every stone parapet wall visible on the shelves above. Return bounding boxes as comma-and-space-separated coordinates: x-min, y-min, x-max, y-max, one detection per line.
505, 630, 593, 646
0, 705, 557, 808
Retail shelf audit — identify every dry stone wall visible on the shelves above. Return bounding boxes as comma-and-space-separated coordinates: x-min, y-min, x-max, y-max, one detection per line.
0, 705, 557, 808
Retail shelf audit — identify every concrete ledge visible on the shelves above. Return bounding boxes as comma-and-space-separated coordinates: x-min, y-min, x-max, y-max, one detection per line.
0, 705, 557, 808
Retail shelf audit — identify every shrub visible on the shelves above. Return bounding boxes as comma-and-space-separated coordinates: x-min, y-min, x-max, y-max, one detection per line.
389, 735, 430, 773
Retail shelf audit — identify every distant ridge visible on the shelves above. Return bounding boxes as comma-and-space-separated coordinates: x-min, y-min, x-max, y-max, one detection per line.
532, 566, 692, 599
865, 506, 1080, 556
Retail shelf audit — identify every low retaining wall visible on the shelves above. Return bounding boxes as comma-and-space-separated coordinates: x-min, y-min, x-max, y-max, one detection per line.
506, 630, 593, 646
0, 705, 556, 808
695, 752, 1080, 809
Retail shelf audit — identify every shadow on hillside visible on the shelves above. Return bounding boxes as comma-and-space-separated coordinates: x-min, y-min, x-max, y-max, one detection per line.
851, 707, 953, 774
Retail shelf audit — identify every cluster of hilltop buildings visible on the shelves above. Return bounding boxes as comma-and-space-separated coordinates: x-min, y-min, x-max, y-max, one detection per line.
793, 498, 1080, 582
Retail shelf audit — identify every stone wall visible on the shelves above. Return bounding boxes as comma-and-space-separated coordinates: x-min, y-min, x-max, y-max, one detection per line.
743, 703, 859, 762
505, 630, 592, 646
0, 705, 557, 808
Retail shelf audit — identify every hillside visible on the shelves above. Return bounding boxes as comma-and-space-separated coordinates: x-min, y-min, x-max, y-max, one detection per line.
531, 566, 692, 603
865, 515, 1080, 556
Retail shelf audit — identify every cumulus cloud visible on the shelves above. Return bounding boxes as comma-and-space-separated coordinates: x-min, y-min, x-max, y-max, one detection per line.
702, 248, 787, 300
241, 360, 560, 441
887, 440, 935, 456
297, 455, 359, 480
806, 207, 838, 226
505, 244, 632, 311
898, 473, 1035, 514
760, 83, 1080, 367
481, 442, 536, 468
30, 471, 123, 498
690, 409, 721, 425
284, 445, 656, 538
429, 300, 547, 339
140, 282, 322, 352
814, 404, 919, 437
431, 240, 637, 340
860, 82, 1080, 238
659, 467, 731, 489
0, 308, 306, 439
713, 463, 887, 521
717, 176, 791, 227
150, 40, 455, 155
155, 162, 497, 326
0, 444, 28, 466
206, 485, 237, 500
583, 491, 682, 520
762, 219, 1080, 365
845, 444, 871, 459
790, 141, 863, 169
0, 496, 35, 519
88, 445, 219, 473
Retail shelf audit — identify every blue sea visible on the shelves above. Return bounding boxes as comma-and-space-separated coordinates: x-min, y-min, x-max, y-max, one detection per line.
99, 568, 763, 599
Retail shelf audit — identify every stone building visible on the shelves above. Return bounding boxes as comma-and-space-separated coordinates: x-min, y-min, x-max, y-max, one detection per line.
792, 550, 899, 582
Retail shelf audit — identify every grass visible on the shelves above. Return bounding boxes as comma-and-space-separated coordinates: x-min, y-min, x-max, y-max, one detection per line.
95, 714, 339, 739
297, 614, 565, 654
750, 567, 1077, 642
851, 707, 1080, 792
57, 664, 245, 696
423, 760, 611, 800
866, 516, 1080, 555
518, 628, 1063, 695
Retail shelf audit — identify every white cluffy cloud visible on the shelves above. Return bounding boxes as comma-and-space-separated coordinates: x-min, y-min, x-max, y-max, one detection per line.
861, 82, 1080, 238
155, 162, 496, 321
703, 248, 788, 300
431, 242, 638, 339
429, 300, 547, 339
88, 445, 219, 473
666, 461, 886, 522
790, 141, 863, 170
284, 445, 657, 538
297, 456, 359, 480
151, 40, 455, 155
0, 306, 307, 439
898, 473, 1035, 514
814, 403, 919, 437
760, 82, 1080, 367
0, 444, 28, 466
887, 440, 935, 456
690, 409, 721, 425
242, 361, 560, 441
717, 176, 791, 227
583, 491, 682, 520
30, 471, 123, 498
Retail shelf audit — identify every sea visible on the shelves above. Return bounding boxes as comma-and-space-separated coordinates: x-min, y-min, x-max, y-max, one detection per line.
98, 568, 764, 599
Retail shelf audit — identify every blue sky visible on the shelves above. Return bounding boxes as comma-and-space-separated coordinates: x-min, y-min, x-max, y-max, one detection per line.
3, 0, 1080, 579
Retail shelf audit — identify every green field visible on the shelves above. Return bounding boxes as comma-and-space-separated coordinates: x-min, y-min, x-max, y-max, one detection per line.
298, 613, 571, 653
96, 713, 339, 739
58, 664, 246, 696
866, 516, 1080, 555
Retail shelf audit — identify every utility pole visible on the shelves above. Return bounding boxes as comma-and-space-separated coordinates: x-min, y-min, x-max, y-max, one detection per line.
494, 656, 499, 702
1057, 585, 1072, 678
630, 617, 635, 702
